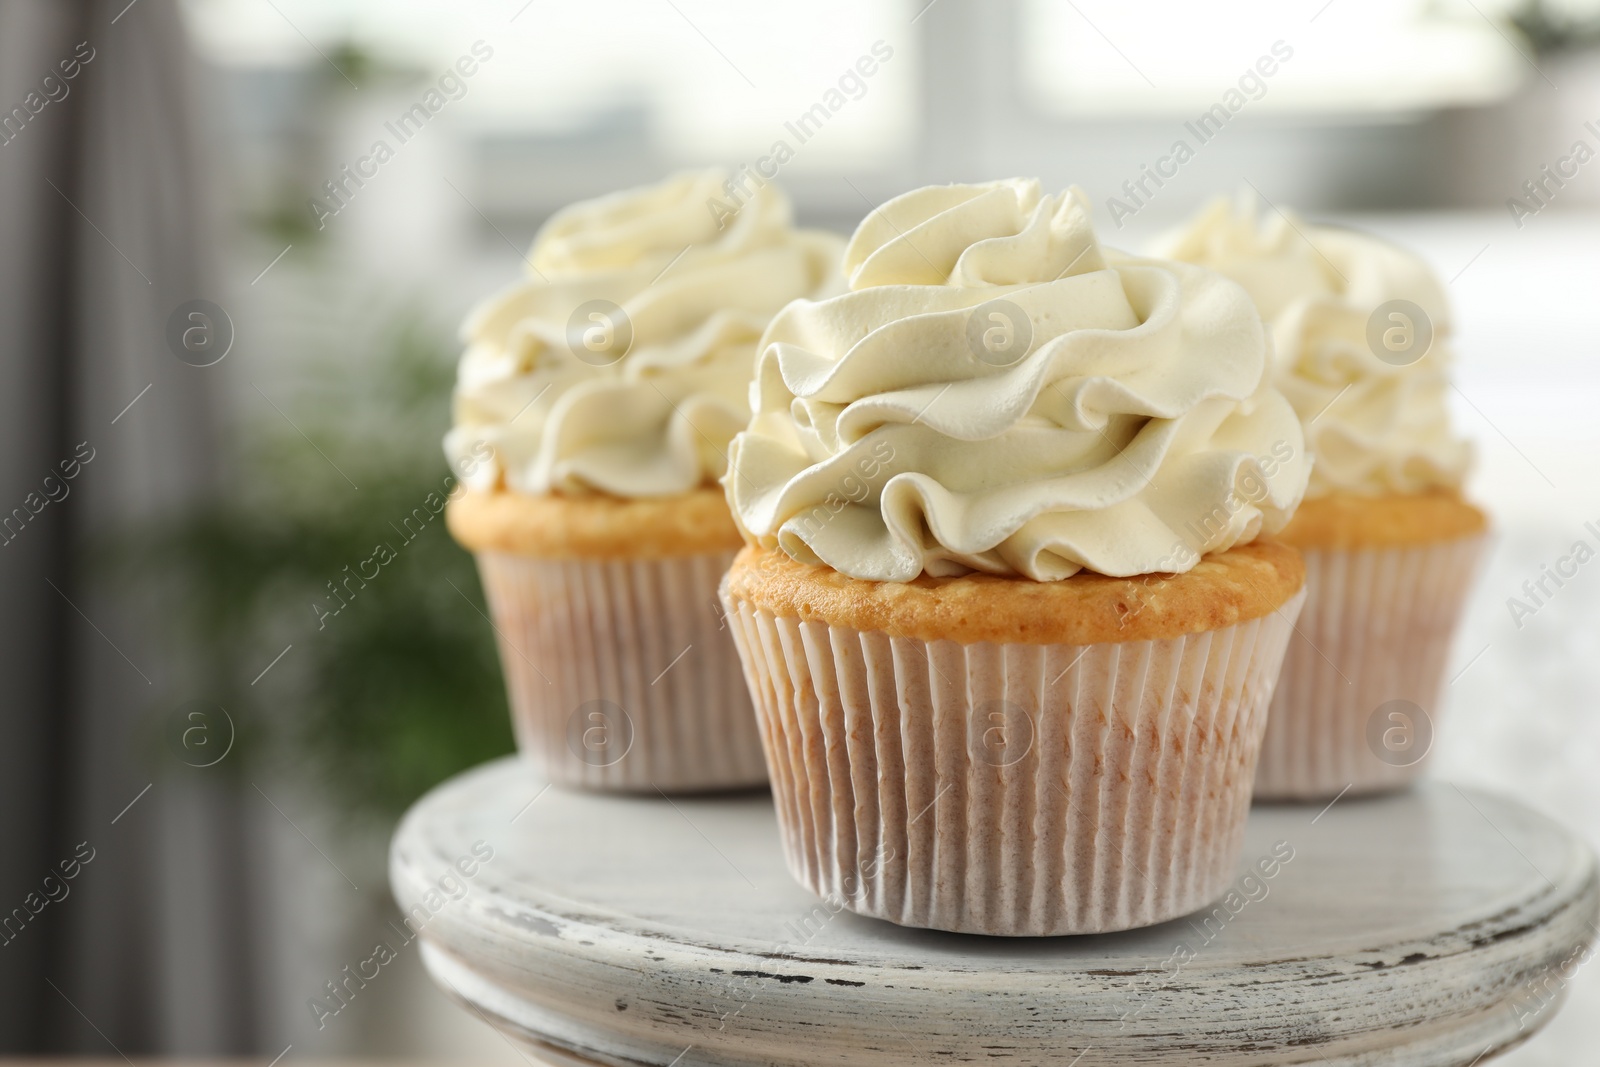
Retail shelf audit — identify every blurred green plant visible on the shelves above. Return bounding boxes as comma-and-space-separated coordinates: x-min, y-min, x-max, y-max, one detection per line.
1513, 0, 1600, 53
130, 305, 512, 821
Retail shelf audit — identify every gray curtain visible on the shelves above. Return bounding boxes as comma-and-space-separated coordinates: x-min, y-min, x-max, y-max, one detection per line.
0, 0, 258, 1052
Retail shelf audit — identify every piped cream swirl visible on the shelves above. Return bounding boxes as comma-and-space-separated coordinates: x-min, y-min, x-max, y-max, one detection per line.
445, 170, 844, 498
726, 179, 1310, 582
1157, 196, 1471, 499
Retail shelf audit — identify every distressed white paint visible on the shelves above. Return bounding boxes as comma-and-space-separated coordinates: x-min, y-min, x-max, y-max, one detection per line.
391, 757, 1598, 1066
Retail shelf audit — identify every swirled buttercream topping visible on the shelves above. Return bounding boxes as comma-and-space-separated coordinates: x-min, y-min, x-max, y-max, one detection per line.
725, 179, 1310, 582
444, 170, 844, 498
1157, 196, 1471, 499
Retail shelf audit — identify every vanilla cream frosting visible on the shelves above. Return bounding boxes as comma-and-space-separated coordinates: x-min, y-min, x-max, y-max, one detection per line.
445, 170, 844, 498
1157, 197, 1471, 499
725, 179, 1310, 582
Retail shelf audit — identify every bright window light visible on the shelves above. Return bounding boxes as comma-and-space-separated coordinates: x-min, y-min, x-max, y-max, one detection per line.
182, 0, 916, 168
1019, 0, 1528, 116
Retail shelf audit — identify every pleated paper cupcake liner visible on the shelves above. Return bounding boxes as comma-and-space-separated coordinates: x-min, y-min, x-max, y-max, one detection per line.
476, 550, 768, 793
721, 587, 1305, 936
1254, 535, 1486, 801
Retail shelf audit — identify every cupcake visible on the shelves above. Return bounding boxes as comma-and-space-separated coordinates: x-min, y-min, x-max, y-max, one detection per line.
1159, 197, 1485, 800
719, 180, 1311, 935
445, 170, 843, 792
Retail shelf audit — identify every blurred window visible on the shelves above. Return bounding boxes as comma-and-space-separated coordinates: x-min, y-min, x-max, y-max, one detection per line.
1019, 0, 1528, 116
183, 0, 916, 169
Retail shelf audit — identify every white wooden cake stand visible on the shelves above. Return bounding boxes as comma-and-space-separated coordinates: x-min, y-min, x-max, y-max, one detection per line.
390, 757, 1597, 1067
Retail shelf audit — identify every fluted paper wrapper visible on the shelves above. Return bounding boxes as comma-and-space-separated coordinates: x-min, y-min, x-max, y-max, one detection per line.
1255, 535, 1486, 801
721, 588, 1305, 936
476, 550, 767, 792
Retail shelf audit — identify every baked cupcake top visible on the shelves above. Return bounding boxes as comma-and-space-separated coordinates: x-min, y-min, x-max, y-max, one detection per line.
1156, 196, 1472, 500
725, 179, 1309, 583
444, 170, 844, 499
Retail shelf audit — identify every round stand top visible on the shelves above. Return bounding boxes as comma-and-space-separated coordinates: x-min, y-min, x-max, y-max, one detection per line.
391, 757, 1598, 1067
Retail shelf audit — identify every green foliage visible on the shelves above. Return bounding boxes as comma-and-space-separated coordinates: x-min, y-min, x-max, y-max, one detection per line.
1513, 0, 1600, 53
132, 308, 513, 821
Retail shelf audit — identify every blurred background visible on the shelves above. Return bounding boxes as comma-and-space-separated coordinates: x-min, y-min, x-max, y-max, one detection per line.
1, 0, 1597, 1061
